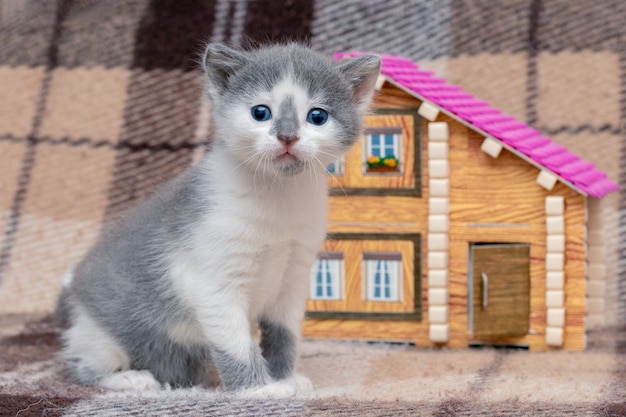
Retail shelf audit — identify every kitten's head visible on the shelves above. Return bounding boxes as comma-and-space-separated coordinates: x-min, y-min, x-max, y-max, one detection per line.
202, 43, 380, 177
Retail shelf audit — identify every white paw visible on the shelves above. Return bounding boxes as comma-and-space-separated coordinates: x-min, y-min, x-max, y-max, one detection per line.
100, 370, 162, 391
239, 374, 313, 399
288, 373, 313, 392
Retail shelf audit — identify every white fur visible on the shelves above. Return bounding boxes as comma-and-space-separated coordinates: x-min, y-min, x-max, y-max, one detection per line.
62, 305, 131, 380
100, 370, 161, 391
169, 145, 327, 364
167, 74, 335, 366
239, 374, 313, 399
166, 319, 206, 346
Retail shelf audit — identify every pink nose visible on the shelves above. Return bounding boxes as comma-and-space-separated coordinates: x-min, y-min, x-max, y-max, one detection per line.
277, 135, 299, 145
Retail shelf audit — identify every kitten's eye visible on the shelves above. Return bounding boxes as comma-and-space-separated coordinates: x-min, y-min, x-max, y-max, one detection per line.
251, 105, 272, 122
306, 108, 329, 126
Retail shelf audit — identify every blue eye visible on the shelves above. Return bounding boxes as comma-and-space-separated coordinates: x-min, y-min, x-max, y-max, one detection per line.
251, 105, 272, 122
306, 108, 329, 126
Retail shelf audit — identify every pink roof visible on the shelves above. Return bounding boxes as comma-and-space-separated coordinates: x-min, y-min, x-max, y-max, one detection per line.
336, 52, 619, 198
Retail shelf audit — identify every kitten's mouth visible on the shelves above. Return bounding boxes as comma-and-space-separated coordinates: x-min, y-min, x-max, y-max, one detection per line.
273, 151, 305, 176
277, 151, 296, 159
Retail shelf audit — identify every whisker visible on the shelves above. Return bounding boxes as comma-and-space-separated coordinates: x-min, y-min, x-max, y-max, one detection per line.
313, 156, 347, 197
253, 152, 266, 197
308, 157, 320, 194
265, 155, 273, 188
315, 149, 341, 158
269, 156, 279, 188
231, 153, 258, 173
229, 143, 258, 151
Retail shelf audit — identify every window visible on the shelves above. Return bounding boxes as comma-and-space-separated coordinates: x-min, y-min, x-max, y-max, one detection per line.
326, 158, 344, 175
364, 252, 402, 302
310, 252, 343, 300
305, 233, 422, 321
365, 127, 402, 173
327, 108, 421, 197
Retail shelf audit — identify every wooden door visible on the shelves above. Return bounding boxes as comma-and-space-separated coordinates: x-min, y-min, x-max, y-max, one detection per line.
470, 244, 530, 339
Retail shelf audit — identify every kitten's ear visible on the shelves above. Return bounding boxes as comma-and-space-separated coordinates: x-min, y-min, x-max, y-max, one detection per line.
202, 43, 249, 102
337, 55, 381, 114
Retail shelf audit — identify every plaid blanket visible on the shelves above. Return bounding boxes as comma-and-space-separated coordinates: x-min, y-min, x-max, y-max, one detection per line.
0, 0, 625, 415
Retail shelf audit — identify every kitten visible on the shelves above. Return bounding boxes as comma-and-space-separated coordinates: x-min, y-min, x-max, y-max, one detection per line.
57, 43, 380, 395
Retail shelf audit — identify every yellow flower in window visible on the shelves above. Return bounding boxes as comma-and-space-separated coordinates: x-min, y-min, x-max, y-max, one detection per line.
383, 157, 397, 168
367, 155, 381, 164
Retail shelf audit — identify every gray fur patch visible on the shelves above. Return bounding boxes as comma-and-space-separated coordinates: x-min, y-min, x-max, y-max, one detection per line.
209, 43, 378, 151
271, 96, 300, 138
65, 357, 105, 386
56, 286, 72, 325
66, 166, 211, 387
278, 160, 305, 176
212, 346, 271, 390
259, 320, 296, 380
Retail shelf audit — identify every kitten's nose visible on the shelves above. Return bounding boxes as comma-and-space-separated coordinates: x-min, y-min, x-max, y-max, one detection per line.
277, 134, 299, 146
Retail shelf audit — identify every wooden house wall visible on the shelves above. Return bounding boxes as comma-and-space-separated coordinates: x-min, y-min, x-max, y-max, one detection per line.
448, 122, 586, 351
302, 83, 587, 351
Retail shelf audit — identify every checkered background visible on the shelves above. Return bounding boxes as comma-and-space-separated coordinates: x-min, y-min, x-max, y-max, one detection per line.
0, 0, 625, 328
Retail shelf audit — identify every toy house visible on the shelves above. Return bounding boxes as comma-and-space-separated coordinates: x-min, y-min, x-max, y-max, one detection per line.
302, 52, 619, 351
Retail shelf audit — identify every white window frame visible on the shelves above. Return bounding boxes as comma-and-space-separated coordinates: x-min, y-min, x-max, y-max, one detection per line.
364, 252, 402, 302
310, 252, 343, 300
367, 133, 400, 159
364, 127, 403, 173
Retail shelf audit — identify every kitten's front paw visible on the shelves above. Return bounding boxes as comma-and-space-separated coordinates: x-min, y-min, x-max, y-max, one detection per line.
239, 374, 313, 399
288, 373, 313, 392
100, 370, 162, 391
239, 380, 296, 399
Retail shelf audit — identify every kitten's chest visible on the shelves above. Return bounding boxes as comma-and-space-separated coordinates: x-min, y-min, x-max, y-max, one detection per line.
214, 180, 326, 241
213, 188, 324, 303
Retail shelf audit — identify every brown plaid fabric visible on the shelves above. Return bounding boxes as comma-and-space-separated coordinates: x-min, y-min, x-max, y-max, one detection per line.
0, 0, 625, 415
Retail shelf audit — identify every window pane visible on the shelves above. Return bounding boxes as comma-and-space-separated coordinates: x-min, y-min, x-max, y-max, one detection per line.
310, 257, 343, 300
369, 134, 381, 157
324, 260, 333, 297
366, 256, 402, 302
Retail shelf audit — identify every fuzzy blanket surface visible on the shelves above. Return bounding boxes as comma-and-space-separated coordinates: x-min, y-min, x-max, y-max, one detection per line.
1, 0, 626, 415
1, 314, 625, 416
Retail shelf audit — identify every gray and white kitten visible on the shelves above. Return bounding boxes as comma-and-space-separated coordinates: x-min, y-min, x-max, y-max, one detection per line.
57, 43, 380, 395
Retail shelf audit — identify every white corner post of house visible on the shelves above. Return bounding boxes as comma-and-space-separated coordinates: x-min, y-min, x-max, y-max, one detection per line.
418, 101, 440, 122
537, 170, 558, 191
427, 118, 450, 344
586, 198, 607, 329
480, 137, 503, 158
545, 196, 565, 347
